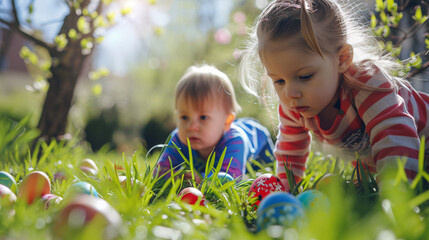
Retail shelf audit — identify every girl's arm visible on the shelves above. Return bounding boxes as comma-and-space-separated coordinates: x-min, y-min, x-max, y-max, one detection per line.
352, 71, 421, 179
275, 104, 311, 189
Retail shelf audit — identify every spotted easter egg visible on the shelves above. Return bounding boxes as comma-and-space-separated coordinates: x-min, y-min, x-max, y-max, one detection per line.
41, 193, 63, 209
248, 173, 286, 208
256, 192, 305, 231
297, 190, 330, 212
52, 195, 123, 240
178, 187, 206, 206
69, 182, 99, 198
0, 184, 17, 206
18, 171, 51, 205
0, 171, 16, 189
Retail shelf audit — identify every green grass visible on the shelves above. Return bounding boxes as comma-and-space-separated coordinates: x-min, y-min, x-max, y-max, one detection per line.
0, 116, 429, 240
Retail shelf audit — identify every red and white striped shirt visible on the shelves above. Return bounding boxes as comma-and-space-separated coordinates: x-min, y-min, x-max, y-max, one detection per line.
275, 66, 429, 187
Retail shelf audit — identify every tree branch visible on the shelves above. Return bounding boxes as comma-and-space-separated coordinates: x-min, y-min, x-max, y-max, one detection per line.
11, 0, 20, 26
407, 50, 429, 78
0, 18, 55, 52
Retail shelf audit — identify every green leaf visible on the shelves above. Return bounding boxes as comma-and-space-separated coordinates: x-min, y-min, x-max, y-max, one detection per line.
413, 6, 422, 21
121, 7, 132, 16
375, 0, 385, 12
380, 11, 388, 24
92, 84, 103, 96
68, 29, 78, 40
425, 38, 429, 49
77, 16, 91, 34
54, 34, 68, 50
371, 14, 377, 28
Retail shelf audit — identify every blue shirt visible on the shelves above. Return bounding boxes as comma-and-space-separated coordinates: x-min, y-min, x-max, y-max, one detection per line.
155, 118, 274, 179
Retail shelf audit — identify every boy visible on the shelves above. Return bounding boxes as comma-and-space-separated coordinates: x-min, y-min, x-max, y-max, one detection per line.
155, 64, 274, 183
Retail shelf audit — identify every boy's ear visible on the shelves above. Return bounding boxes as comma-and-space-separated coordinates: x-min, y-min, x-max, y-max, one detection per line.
224, 113, 236, 131
338, 44, 353, 73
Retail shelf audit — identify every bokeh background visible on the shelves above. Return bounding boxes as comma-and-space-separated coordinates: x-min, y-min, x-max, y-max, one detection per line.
1, 0, 428, 155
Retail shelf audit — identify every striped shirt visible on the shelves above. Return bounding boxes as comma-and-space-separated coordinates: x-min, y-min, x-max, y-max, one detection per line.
275, 66, 429, 187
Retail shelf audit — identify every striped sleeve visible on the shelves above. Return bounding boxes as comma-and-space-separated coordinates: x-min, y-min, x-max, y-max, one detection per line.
275, 103, 311, 188
352, 70, 420, 179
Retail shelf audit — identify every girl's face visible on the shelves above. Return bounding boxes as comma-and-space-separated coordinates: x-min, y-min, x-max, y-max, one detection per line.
175, 95, 231, 159
259, 35, 344, 119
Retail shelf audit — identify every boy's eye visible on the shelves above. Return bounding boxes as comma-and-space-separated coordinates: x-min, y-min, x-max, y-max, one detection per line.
299, 74, 313, 80
200, 115, 208, 120
180, 116, 188, 120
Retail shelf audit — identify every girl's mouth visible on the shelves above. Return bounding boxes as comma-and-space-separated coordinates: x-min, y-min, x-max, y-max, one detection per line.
292, 106, 309, 113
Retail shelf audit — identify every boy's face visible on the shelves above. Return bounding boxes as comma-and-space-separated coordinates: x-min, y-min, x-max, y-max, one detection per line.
175, 95, 231, 159
258, 35, 344, 120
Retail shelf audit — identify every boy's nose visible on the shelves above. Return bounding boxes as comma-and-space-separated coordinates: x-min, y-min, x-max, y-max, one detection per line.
188, 119, 200, 131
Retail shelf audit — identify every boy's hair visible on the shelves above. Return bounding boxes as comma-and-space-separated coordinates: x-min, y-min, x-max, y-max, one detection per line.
175, 64, 241, 114
239, 0, 403, 100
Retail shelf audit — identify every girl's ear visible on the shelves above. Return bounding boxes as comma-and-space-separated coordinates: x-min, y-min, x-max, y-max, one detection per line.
338, 44, 353, 73
224, 113, 236, 131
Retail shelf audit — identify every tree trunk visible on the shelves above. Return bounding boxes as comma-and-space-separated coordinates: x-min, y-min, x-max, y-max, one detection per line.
37, 48, 87, 141
36, 1, 93, 141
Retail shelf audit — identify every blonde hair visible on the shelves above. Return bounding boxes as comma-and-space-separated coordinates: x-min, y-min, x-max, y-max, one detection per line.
239, 0, 404, 101
175, 64, 241, 114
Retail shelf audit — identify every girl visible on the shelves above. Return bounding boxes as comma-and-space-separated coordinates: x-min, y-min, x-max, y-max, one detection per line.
239, 0, 429, 189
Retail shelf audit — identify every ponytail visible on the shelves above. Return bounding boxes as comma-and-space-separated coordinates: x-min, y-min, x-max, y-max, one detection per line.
300, 0, 324, 59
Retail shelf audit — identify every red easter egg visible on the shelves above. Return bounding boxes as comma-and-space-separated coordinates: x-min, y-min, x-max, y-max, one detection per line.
178, 187, 206, 206
18, 171, 51, 205
248, 173, 286, 208
79, 158, 99, 172
52, 195, 122, 240
0, 184, 17, 205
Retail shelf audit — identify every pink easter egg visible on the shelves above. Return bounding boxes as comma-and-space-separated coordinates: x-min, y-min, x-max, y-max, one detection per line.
18, 171, 51, 205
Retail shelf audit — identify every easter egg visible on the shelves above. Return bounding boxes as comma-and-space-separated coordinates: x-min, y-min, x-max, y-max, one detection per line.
69, 182, 99, 198
257, 192, 305, 231
79, 158, 99, 173
79, 166, 98, 177
178, 187, 206, 206
53, 171, 67, 182
41, 193, 63, 209
52, 195, 123, 240
297, 190, 330, 212
207, 172, 234, 186
0, 184, 17, 206
18, 171, 51, 205
0, 171, 16, 189
315, 173, 342, 190
248, 173, 286, 207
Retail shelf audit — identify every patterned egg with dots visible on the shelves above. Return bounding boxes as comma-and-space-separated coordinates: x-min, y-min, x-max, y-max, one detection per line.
248, 173, 286, 209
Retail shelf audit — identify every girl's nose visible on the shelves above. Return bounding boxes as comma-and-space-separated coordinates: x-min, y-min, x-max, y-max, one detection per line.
285, 85, 301, 99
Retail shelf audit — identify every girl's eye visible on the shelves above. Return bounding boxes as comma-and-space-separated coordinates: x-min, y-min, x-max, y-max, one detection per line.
299, 74, 313, 80
200, 115, 208, 120
180, 116, 188, 120
274, 79, 285, 85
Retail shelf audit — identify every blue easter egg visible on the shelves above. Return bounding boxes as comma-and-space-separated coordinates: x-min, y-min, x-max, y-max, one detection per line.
217, 172, 234, 183
207, 172, 234, 186
70, 182, 99, 198
257, 192, 305, 231
0, 171, 16, 189
297, 190, 330, 212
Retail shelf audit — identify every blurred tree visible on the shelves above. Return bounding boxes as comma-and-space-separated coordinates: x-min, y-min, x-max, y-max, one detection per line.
371, 0, 428, 78
0, 0, 128, 142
